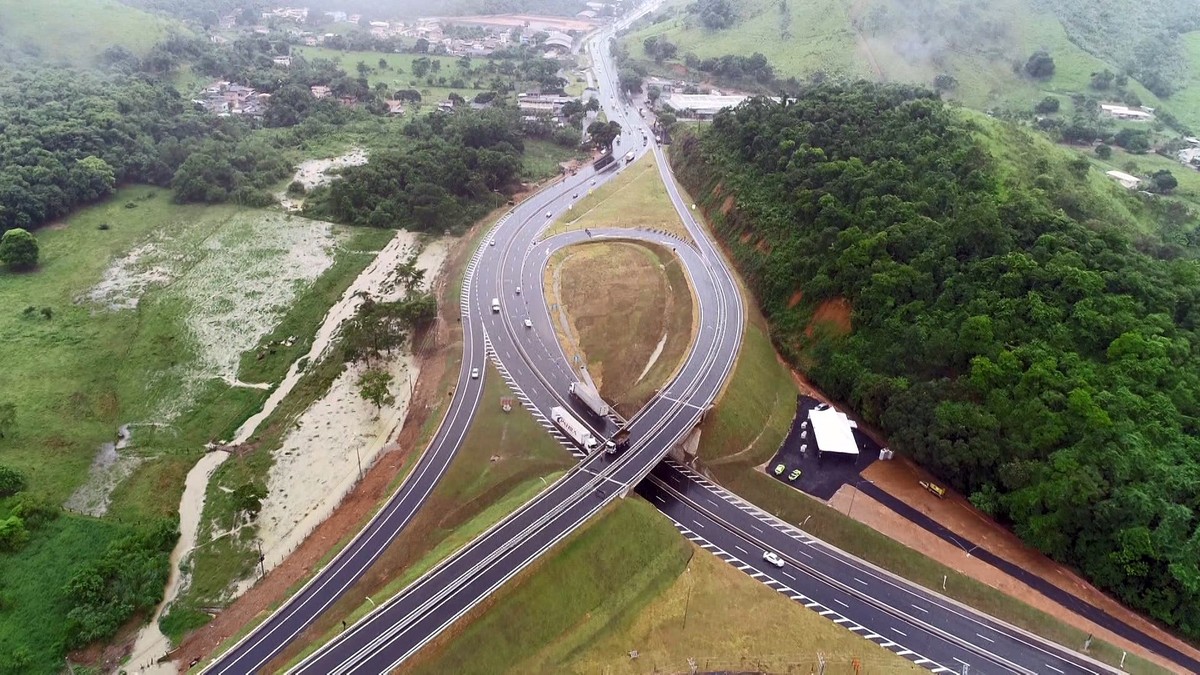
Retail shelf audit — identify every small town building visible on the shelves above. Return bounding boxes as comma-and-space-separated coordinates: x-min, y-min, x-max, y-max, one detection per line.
1106, 170, 1141, 189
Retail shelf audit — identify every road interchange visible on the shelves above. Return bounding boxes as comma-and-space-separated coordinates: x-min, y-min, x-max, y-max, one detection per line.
202, 11, 1162, 675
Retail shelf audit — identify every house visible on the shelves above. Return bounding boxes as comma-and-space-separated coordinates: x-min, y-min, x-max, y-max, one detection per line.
661, 92, 759, 118
384, 100, 406, 116
1106, 170, 1141, 189
310, 85, 332, 99
1100, 104, 1154, 121
272, 55, 292, 67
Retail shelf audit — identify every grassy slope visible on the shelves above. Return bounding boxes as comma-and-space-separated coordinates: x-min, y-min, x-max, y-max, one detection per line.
550, 241, 693, 413
626, 0, 1163, 114
0, 0, 181, 65
408, 498, 917, 674
545, 154, 694, 241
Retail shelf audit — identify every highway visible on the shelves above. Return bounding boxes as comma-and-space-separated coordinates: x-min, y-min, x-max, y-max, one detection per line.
206, 6, 1157, 675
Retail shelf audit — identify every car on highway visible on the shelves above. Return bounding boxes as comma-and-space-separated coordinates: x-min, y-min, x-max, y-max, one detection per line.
572, 193, 578, 198
788, 468, 802, 481
773, 463, 785, 475
515, 286, 521, 294
545, 211, 552, 218
762, 551, 785, 568
524, 319, 533, 329
489, 239, 495, 246
470, 368, 479, 379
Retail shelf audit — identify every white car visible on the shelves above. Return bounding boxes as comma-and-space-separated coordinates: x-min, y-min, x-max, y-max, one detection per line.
762, 551, 785, 568
489, 239, 495, 246
545, 211, 552, 218
515, 286, 521, 294
470, 368, 479, 379
523, 319, 533, 329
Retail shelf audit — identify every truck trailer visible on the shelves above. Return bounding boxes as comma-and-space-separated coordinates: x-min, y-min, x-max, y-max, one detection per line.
569, 381, 610, 418
593, 153, 616, 171
550, 406, 599, 452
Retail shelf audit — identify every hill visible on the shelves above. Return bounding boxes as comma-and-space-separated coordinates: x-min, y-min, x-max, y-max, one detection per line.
0, 0, 182, 66
623, 0, 1173, 120
672, 83, 1200, 642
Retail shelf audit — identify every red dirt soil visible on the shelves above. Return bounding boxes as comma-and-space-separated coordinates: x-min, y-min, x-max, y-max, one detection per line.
824, 457, 1200, 673
808, 297, 853, 336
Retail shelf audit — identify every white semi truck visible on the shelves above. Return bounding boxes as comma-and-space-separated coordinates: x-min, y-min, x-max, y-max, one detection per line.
569, 381, 610, 418
550, 406, 599, 452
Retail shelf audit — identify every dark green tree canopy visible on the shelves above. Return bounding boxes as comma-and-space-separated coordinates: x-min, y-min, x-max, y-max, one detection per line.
673, 82, 1200, 639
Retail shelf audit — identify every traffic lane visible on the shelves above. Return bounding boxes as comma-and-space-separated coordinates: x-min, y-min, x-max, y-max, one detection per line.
637, 478, 1047, 675
642, 470, 1105, 675
295, 460, 619, 674
335, 476, 625, 674
209, 330, 490, 673
300, 405, 700, 673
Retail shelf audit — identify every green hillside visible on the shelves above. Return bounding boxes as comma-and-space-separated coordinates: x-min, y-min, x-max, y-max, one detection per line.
624, 0, 1165, 116
0, 0, 181, 65
672, 82, 1200, 642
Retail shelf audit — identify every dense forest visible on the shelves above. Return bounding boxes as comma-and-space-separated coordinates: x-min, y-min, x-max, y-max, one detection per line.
303, 108, 525, 233
673, 82, 1200, 638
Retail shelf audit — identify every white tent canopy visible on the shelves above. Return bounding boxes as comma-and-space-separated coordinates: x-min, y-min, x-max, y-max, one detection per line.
809, 406, 859, 456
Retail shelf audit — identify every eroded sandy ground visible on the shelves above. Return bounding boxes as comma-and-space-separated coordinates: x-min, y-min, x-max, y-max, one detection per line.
277, 148, 369, 212
125, 233, 451, 673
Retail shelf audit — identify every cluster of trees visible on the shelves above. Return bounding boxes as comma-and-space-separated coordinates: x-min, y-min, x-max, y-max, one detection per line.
642, 36, 679, 63
674, 83, 1200, 639
688, 52, 775, 84
304, 109, 525, 233
63, 519, 178, 647
0, 229, 38, 271
1022, 51, 1056, 79
687, 0, 737, 29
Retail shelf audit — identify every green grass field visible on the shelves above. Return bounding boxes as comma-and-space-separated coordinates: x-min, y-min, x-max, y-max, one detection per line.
294, 47, 485, 104
406, 497, 918, 674
0, 188, 391, 672
546, 154, 694, 242
0, 0, 181, 65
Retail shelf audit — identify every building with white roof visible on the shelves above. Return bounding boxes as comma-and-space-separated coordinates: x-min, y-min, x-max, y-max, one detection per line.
809, 406, 859, 458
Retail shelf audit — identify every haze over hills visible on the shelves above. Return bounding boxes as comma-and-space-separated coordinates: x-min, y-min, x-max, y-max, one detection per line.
625, 0, 1200, 127
0, 0, 182, 65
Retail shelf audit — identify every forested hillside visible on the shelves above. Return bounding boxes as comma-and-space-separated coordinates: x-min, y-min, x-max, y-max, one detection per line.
673, 83, 1200, 639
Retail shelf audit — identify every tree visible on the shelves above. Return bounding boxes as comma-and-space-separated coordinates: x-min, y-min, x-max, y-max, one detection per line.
1090, 69, 1115, 90
586, 120, 622, 153
1095, 144, 1112, 159
647, 85, 662, 105
933, 73, 958, 91
0, 465, 24, 496
70, 156, 116, 202
358, 368, 395, 412
231, 483, 267, 521
1024, 51, 1056, 79
0, 229, 38, 271
1034, 96, 1060, 114
618, 68, 644, 93
1151, 169, 1178, 193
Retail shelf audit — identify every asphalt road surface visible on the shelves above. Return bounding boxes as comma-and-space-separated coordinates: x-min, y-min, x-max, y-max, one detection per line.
207, 6, 1164, 675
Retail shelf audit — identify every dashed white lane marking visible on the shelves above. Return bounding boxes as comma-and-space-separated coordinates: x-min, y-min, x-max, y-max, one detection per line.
853, 577, 868, 586
891, 627, 907, 637
733, 544, 748, 554
782, 571, 796, 581
911, 604, 929, 613
833, 599, 849, 608
975, 633, 995, 644
1045, 665, 1065, 674
795, 549, 813, 559
953, 657, 970, 667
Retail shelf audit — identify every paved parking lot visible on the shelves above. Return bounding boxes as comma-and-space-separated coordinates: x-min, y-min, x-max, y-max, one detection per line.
766, 395, 880, 500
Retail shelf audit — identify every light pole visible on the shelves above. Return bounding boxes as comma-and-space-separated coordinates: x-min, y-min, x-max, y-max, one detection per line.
846, 478, 873, 518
